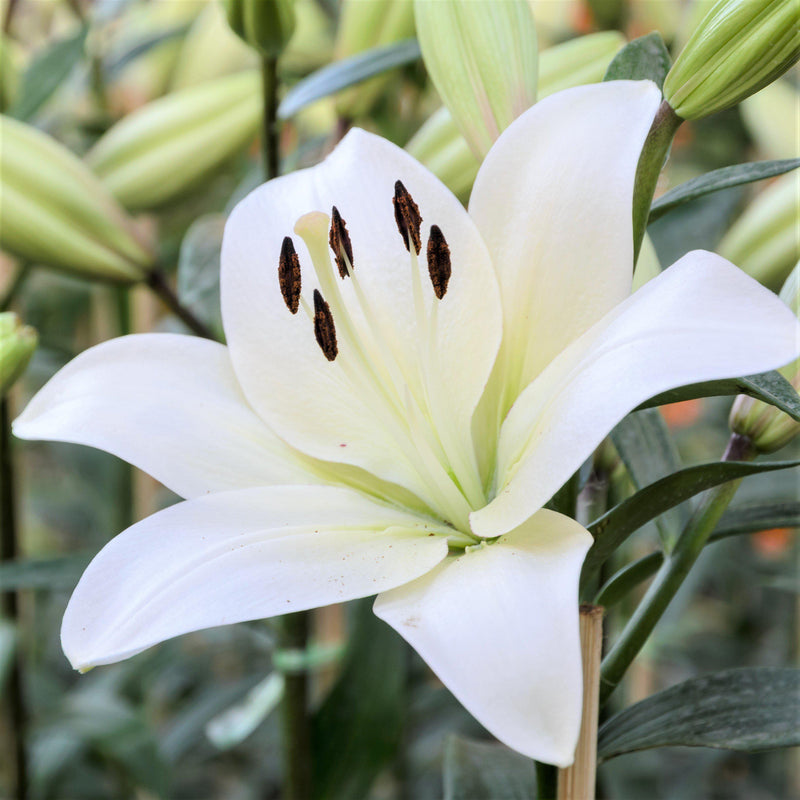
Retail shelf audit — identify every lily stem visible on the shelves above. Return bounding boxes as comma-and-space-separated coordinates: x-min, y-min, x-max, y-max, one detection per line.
1, 396, 28, 800
557, 605, 604, 800
599, 433, 755, 704
261, 55, 280, 181
114, 287, 134, 531
536, 761, 557, 799
145, 269, 216, 341
631, 100, 682, 265
279, 612, 312, 800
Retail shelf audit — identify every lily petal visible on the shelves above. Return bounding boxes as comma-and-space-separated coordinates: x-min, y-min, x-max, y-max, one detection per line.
13, 334, 316, 498
62, 485, 450, 671
468, 81, 661, 412
221, 128, 502, 514
374, 509, 592, 767
471, 251, 800, 537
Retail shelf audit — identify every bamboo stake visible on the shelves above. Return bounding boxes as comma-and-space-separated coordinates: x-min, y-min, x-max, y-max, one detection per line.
557, 605, 603, 800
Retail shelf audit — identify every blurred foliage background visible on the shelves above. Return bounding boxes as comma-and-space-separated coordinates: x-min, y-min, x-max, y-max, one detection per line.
0, 0, 798, 798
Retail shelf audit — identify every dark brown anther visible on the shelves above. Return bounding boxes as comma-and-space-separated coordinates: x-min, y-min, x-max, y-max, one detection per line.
313, 289, 338, 361
426, 225, 452, 300
393, 179, 422, 254
329, 206, 354, 279
279, 236, 302, 314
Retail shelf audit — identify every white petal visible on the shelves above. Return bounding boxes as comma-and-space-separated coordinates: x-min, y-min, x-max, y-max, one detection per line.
14, 334, 316, 498
469, 81, 661, 411
374, 509, 592, 767
221, 128, 502, 515
62, 485, 449, 670
471, 250, 800, 537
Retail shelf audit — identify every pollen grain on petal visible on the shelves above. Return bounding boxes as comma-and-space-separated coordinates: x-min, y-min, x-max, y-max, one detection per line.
329, 206, 354, 279
427, 224, 452, 300
278, 236, 302, 314
313, 288, 338, 361
393, 179, 422, 254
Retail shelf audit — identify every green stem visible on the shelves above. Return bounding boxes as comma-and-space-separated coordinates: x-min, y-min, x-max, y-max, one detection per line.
113, 288, 134, 531
599, 433, 755, 704
279, 612, 312, 800
145, 269, 216, 341
536, 761, 557, 799
1, 396, 28, 800
0, 265, 31, 313
631, 100, 682, 264
261, 56, 280, 180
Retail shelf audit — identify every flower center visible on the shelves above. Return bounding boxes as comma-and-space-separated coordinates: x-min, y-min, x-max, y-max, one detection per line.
274, 182, 485, 537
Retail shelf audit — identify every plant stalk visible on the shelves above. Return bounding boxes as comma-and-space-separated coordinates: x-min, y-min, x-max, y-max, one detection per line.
557, 605, 603, 800
261, 55, 280, 181
1, 396, 28, 800
145, 269, 215, 341
631, 100, 682, 264
599, 433, 755, 703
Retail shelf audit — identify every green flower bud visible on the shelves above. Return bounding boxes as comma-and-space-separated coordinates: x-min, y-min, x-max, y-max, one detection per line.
718, 172, 799, 290
87, 70, 261, 211
334, 0, 415, 119
663, 0, 800, 120
171, 2, 257, 90
407, 31, 625, 198
415, 0, 538, 159
0, 116, 154, 283
225, 0, 296, 58
730, 264, 800, 452
0, 32, 21, 112
0, 313, 37, 396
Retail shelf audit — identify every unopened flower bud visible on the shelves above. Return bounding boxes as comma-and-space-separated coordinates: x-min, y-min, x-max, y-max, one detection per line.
718, 172, 799, 290
334, 0, 415, 119
225, 0, 296, 58
407, 31, 624, 197
87, 70, 261, 211
0, 313, 37, 395
0, 116, 154, 283
663, 0, 800, 120
730, 264, 800, 452
415, 0, 538, 159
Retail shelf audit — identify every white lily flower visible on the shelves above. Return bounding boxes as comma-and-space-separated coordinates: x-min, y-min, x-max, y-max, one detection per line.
14, 81, 800, 767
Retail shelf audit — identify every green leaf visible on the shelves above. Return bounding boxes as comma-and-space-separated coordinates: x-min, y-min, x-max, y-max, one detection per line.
311, 598, 407, 800
649, 158, 800, 223
580, 458, 800, 589
0, 619, 17, 691
279, 39, 421, 119
611, 410, 688, 543
176, 214, 225, 339
9, 26, 88, 121
106, 25, 191, 77
637, 370, 800, 423
710, 500, 800, 543
0, 553, 91, 591
598, 668, 800, 760
443, 735, 536, 800
594, 551, 664, 607
603, 32, 671, 88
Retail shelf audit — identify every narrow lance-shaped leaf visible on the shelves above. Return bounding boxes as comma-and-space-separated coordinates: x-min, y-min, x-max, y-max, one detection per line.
443, 734, 537, 800
9, 26, 87, 121
580, 458, 800, 589
278, 39, 421, 119
649, 158, 800, 223
709, 500, 800, 543
611, 409, 688, 543
637, 370, 800, 422
598, 668, 800, 760
603, 32, 671, 87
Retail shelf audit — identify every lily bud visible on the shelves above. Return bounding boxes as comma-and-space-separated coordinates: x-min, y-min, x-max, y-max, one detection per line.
407, 31, 625, 198
718, 173, 799, 290
663, 0, 800, 120
0, 116, 154, 283
87, 70, 261, 211
414, 0, 538, 159
730, 265, 800, 452
334, 0, 415, 119
225, 0, 296, 58
0, 313, 37, 396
